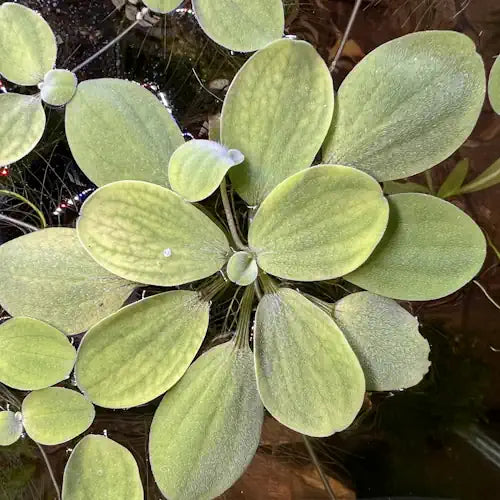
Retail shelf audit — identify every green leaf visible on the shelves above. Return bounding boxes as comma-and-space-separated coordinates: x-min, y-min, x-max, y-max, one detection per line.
437, 159, 469, 198
459, 157, 500, 194
255, 288, 365, 436
383, 181, 430, 195
221, 39, 334, 205
249, 165, 389, 281
0, 93, 45, 165
323, 31, 486, 181
332, 292, 430, 391
0, 317, 76, 391
150, 342, 263, 499
22, 387, 95, 445
0, 228, 135, 334
0, 411, 23, 446
0, 3, 56, 85
345, 193, 486, 300
62, 435, 144, 500
77, 181, 230, 286
168, 140, 244, 202
65, 79, 184, 186
76, 291, 209, 409
192, 0, 284, 52
489, 56, 500, 114
143, 0, 182, 13
40, 69, 78, 107
226, 251, 258, 286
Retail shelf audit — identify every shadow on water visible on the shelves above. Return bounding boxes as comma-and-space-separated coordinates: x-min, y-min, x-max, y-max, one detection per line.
1, 0, 500, 498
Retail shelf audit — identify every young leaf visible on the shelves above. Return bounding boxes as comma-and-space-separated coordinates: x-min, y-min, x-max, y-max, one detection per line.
0, 3, 56, 85
192, 0, 284, 52
323, 31, 486, 181
489, 56, 500, 114
143, 0, 182, 13
65, 79, 184, 187
0, 228, 136, 334
40, 69, 78, 106
226, 251, 258, 286
0, 411, 23, 446
168, 140, 244, 202
150, 342, 263, 500
383, 181, 430, 195
62, 435, 144, 500
221, 39, 334, 205
345, 193, 487, 300
254, 288, 365, 436
76, 291, 209, 409
77, 181, 230, 286
459, 157, 500, 194
437, 159, 469, 198
22, 388, 95, 445
249, 165, 389, 281
332, 292, 430, 391
0, 317, 76, 391
0, 93, 45, 165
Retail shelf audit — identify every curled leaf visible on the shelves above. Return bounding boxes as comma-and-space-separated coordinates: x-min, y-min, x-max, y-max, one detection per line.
0, 411, 23, 446
0, 317, 76, 391
41, 69, 78, 106
62, 435, 144, 500
77, 181, 230, 286
168, 140, 244, 202
324, 31, 486, 181
150, 342, 263, 499
346, 193, 486, 300
226, 251, 258, 286
0, 3, 56, 85
22, 387, 95, 445
255, 288, 365, 436
437, 159, 469, 198
333, 292, 430, 391
76, 291, 209, 409
489, 56, 500, 114
249, 165, 389, 281
0, 228, 136, 334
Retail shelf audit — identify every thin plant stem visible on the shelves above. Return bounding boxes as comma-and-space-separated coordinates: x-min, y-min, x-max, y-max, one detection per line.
220, 178, 246, 250
424, 169, 435, 194
302, 435, 337, 500
329, 0, 363, 72
35, 442, 61, 500
0, 189, 46, 228
473, 280, 500, 311
0, 214, 39, 232
254, 280, 263, 300
234, 286, 254, 349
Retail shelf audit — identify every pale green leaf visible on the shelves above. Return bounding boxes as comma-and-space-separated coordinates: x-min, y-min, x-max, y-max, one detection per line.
221, 39, 334, 205
168, 140, 244, 202
0, 93, 45, 165
0, 317, 76, 391
226, 251, 258, 286
249, 165, 389, 281
437, 159, 469, 198
77, 181, 230, 286
0, 3, 56, 85
76, 291, 209, 409
323, 31, 486, 181
22, 387, 95, 445
255, 288, 365, 436
346, 193, 487, 300
150, 342, 263, 500
332, 292, 430, 391
0, 228, 136, 334
459, 157, 500, 194
489, 56, 500, 114
383, 181, 430, 195
193, 0, 284, 52
143, 0, 182, 13
0, 411, 23, 446
41, 69, 78, 106
65, 79, 184, 186
62, 435, 144, 500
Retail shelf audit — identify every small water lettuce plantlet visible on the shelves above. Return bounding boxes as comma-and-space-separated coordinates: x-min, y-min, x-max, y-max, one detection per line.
0, 4, 492, 500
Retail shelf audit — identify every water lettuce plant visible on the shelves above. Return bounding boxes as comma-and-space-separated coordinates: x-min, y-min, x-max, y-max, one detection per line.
0, 3, 495, 499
